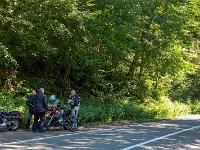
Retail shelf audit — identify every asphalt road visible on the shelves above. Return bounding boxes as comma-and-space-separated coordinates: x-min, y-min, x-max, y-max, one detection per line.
1, 115, 200, 150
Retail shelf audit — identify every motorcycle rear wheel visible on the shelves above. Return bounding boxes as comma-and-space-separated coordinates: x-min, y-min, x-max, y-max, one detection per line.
8, 121, 19, 131
63, 116, 71, 130
43, 118, 51, 131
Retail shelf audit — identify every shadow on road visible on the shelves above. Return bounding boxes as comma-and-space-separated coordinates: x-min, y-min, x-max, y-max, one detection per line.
0, 118, 200, 150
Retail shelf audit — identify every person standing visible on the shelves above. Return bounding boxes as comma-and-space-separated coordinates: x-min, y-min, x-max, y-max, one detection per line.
32, 88, 47, 133
68, 89, 80, 131
25, 89, 36, 131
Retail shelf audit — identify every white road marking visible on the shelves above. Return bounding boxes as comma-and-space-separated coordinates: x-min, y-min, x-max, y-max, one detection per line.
120, 125, 200, 150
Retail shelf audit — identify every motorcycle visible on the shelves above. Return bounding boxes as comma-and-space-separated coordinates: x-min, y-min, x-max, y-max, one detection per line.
43, 96, 72, 131
0, 109, 23, 132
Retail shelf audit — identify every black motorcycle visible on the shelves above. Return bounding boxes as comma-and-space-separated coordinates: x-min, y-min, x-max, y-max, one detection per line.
0, 110, 23, 132
43, 99, 71, 131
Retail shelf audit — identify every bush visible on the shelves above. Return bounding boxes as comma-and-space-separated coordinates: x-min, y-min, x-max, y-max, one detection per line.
79, 98, 108, 123
79, 96, 191, 124
147, 96, 191, 119
0, 91, 27, 111
190, 102, 200, 114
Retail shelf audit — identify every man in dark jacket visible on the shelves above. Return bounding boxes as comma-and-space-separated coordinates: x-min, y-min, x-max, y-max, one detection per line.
32, 88, 47, 133
25, 89, 36, 130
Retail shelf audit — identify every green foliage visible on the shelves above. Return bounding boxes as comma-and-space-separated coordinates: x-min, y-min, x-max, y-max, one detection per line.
79, 96, 191, 124
0, 0, 199, 100
149, 96, 191, 119
0, 0, 200, 126
123, 103, 155, 121
0, 43, 17, 69
0, 91, 27, 112
190, 102, 200, 114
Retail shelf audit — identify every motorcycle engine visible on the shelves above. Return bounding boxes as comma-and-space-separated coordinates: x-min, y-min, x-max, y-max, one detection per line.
55, 110, 64, 117
55, 110, 64, 124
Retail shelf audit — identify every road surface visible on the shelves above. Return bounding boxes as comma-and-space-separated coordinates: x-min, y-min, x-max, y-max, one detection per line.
1, 115, 200, 150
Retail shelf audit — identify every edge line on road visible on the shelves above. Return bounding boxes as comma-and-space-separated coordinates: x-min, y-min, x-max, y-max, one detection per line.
120, 125, 200, 150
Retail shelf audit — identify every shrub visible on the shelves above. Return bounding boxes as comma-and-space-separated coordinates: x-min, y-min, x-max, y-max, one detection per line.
148, 96, 191, 119
190, 102, 200, 114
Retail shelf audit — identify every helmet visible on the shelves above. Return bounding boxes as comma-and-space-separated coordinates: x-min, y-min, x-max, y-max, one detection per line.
49, 95, 56, 100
